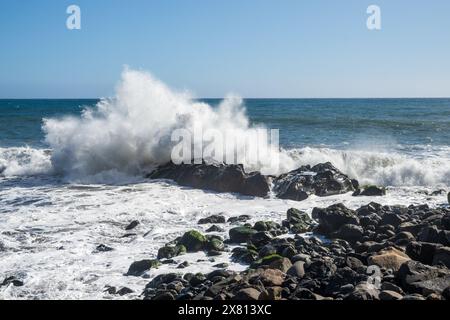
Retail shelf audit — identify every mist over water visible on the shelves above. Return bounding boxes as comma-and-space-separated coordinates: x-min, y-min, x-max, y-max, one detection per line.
42, 69, 295, 181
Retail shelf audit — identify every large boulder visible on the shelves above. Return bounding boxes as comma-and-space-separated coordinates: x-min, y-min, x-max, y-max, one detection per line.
433, 247, 450, 268
229, 227, 257, 244
178, 230, 207, 252
312, 203, 358, 235
353, 185, 386, 197
397, 260, 450, 295
406, 242, 442, 265
332, 224, 364, 243
273, 162, 356, 201
283, 208, 314, 233
127, 259, 160, 276
368, 247, 411, 272
148, 162, 270, 197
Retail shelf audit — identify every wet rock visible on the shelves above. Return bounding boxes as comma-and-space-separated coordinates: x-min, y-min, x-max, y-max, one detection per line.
274, 162, 356, 201
157, 245, 187, 259
353, 185, 386, 197
368, 247, 411, 272
206, 236, 225, 252
332, 224, 364, 243
249, 231, 273, 247
125, 220, 140, 231
198, 215, 226, 224
116, 287, 134, 296
284, 208, 314, 233
231, 247, 258, 264
179, 230, 207, 252
0, 276, 24, 287
177, 261, 189, 269
95, 244, 114, 252
148, 162, 270, 197
206, 225, 224, 233
228, 215, 251, 224
312, 203, 358, 235
229, 226, 257, 243
127, 259, 160, 276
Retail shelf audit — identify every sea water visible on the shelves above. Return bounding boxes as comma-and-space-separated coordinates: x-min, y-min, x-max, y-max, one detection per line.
0, 70, 449, 299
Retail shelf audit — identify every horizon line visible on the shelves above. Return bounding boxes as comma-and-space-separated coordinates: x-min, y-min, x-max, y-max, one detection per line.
1, 97, 450, 100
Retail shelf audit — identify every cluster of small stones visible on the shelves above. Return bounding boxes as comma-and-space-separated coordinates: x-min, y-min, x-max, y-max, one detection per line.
122, 199, 450, 301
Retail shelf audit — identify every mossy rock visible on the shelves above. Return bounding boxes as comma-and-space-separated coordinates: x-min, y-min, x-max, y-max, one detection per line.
178, 230, 207, 252
251, 254, 284, 268
229, 226, 257, 243
157, 245, 187, 259
207, 238, 225, 252
287, 208, 312, 224
126, 259, 161, 276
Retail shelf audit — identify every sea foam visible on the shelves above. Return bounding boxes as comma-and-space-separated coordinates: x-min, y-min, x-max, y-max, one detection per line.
42, 68, 296, 180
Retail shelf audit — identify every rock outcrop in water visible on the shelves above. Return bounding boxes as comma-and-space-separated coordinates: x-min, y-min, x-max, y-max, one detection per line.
273, 162, 357, 201
149, 161, 358, 201
148, 162, 271, 198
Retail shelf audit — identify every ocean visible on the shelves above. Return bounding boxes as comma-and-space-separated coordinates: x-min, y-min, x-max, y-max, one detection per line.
1, 71, 449, 299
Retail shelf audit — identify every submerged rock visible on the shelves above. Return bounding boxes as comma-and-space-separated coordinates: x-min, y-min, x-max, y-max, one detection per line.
198, 215, 226, 224
125, 220, 140, 230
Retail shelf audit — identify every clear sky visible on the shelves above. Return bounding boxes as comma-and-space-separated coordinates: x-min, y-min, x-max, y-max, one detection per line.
0, 0, 449, 98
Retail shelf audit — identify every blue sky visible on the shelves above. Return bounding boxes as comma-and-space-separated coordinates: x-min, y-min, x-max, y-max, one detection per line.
0, 0, 449, 98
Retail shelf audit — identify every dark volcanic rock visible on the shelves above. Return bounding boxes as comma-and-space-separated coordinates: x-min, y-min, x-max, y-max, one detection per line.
148, 162, 270, 197
332, 224, 364, 243
312, 203, 358, 235
397, 260, 450, 295
433, 247, 450, 268
283, 208, 314, 234
353, 185, 386, 197
178, 230, 207, 252
1, 276, 24, 287
127, 259, 160, 276
229, 226, 257, 244
406, 242, 442, 265
125, 220, 140, 230
206, 225, 225, 233
273, 162, 356, 201
157, 245, 187, 259
198, 214, 226, 224
95, 244, 114, 252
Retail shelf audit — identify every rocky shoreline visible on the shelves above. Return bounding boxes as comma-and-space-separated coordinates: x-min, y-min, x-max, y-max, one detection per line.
111, 162, 450, 301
